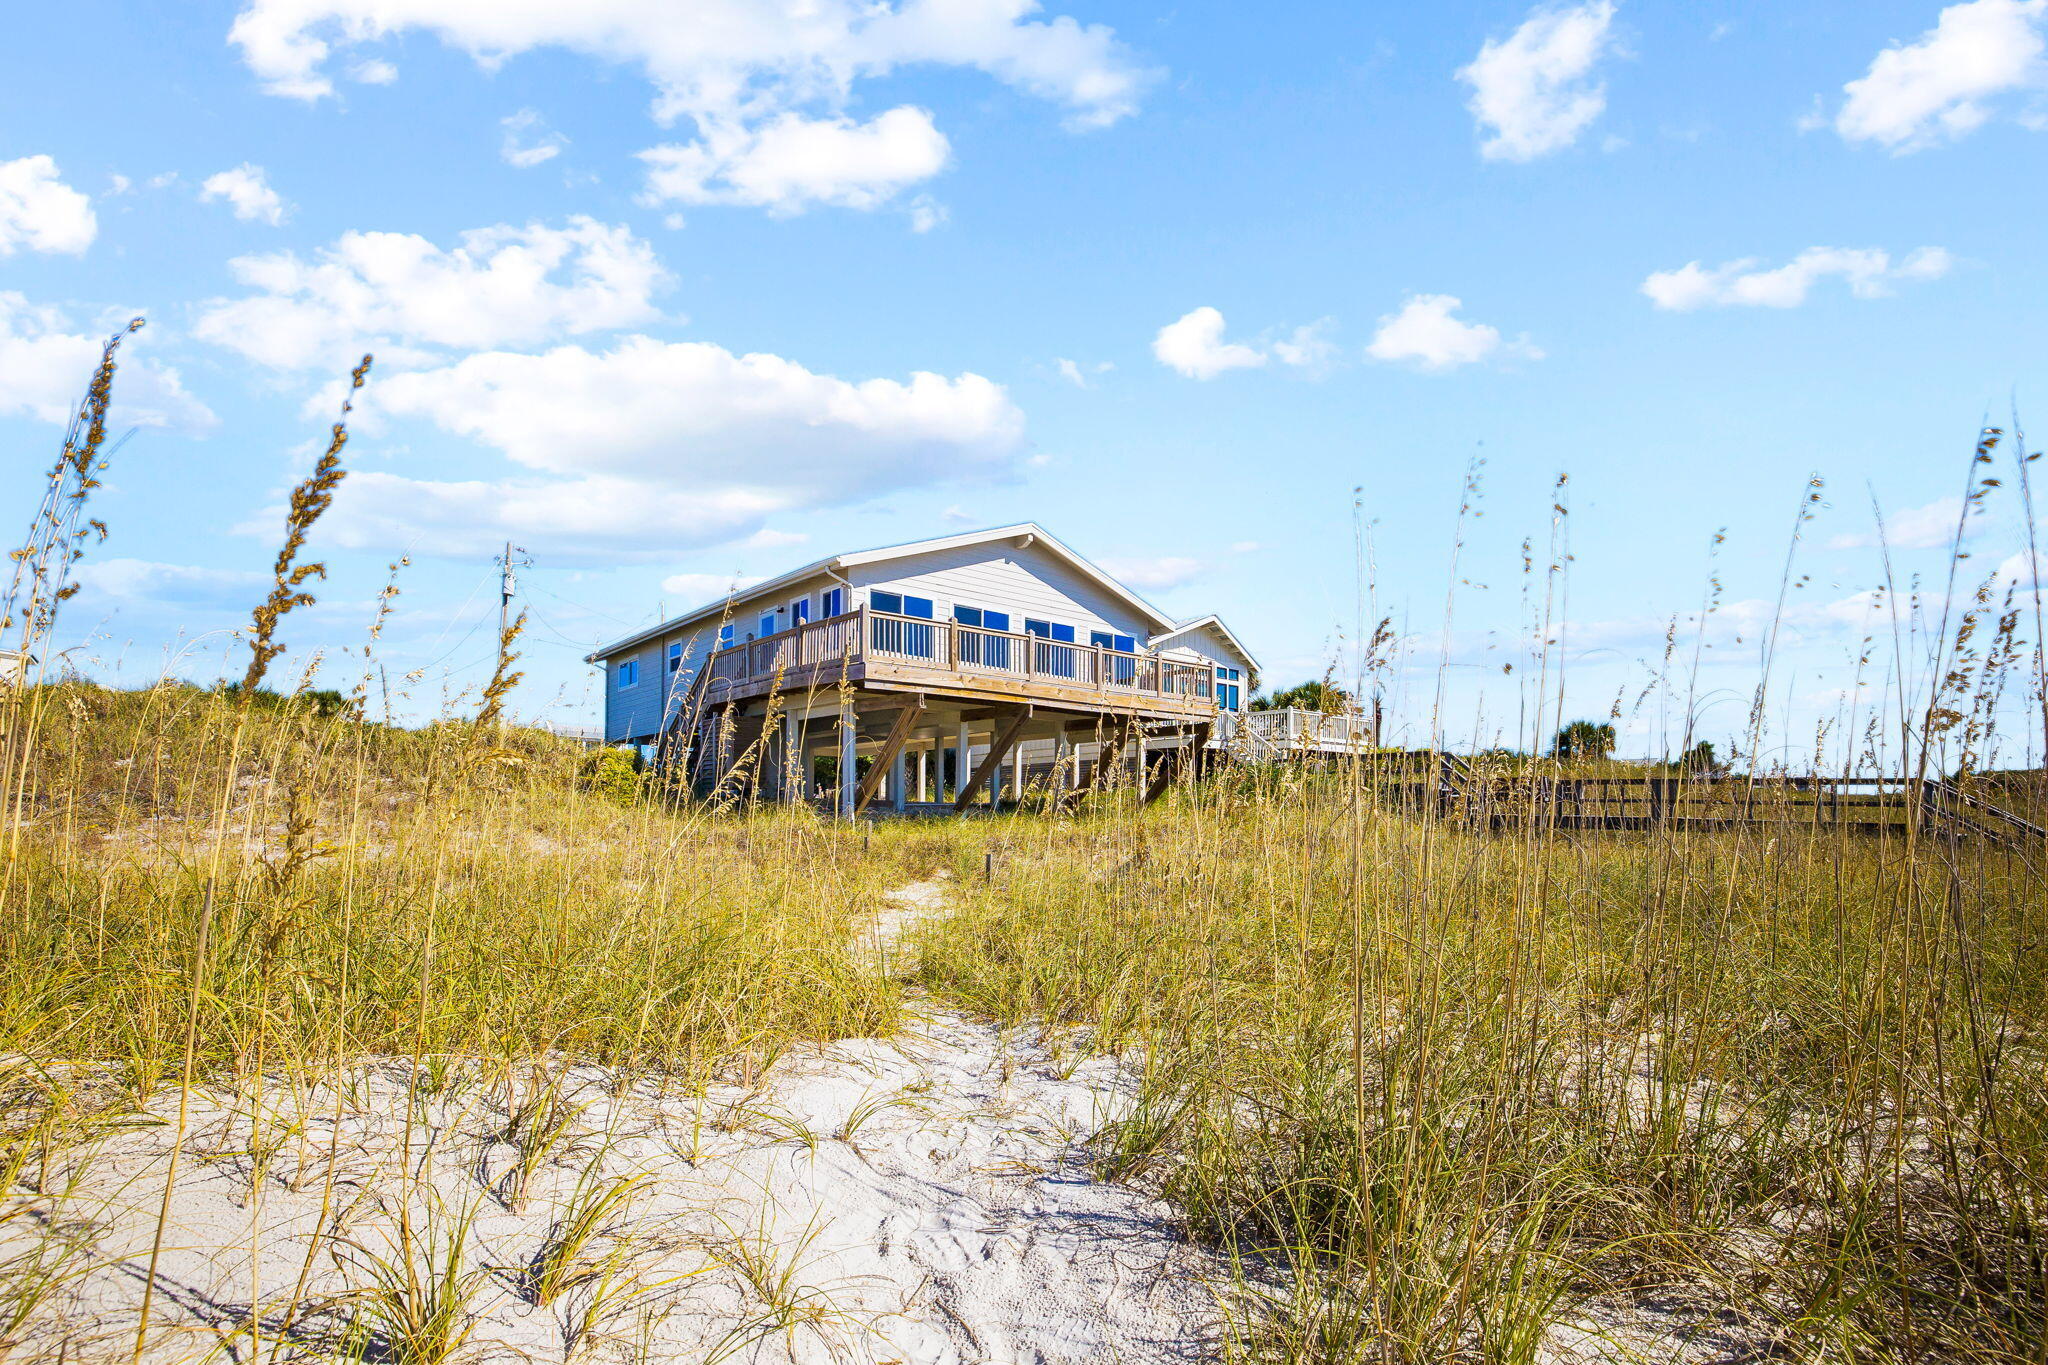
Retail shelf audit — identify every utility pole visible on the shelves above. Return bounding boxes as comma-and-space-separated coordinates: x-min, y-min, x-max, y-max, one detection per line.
496, 541, 530, 639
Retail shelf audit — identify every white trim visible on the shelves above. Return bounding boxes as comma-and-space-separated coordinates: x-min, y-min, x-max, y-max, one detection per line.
1149, 613, 1261, 676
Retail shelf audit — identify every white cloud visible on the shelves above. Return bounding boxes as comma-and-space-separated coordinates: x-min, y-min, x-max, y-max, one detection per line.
1833, 0, 2047, 152
200, 163, 290, 225
1458, 1, 1620, 162
639, 106, 949, 214
1271, 319, 1339, 374
0, 294, 216, 432
743, 527, 810, 550
1100, 555, 1202, 591
500, 109, 567, 168
660, 571, 766, 602
1828, 496, 1974, 550
906, 194, 947, 233
316, 336, 1026, 557
69, 558, 265, 609
1228, 540, 1260, 554
1053, 357, 1112, 388
1365, 294, 1538, 371
1152, 307, 1268, 380
193, 217, 670, 370
227, 0, 1153, 215
350, 57, 397, 83
0, 155, 97, 256
1152, 309, 1358, 379
1642, 245, 1952, 310
228, 0, 1152, 122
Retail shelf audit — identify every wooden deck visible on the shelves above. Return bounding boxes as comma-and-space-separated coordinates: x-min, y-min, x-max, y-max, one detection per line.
697, 608, 1217, 721
661, 607, 1219, 818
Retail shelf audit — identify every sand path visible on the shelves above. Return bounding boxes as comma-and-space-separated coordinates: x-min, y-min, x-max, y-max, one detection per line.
3, 879, 1224, 1363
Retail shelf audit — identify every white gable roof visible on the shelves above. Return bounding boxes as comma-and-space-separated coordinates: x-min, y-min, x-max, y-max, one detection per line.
587, 523, 1181, 662
1149, 614, 1261, 676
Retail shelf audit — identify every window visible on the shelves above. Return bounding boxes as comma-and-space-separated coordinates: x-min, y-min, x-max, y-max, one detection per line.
1090, 631, 1137, 653
667, 642, 683, 673
954, 605, 1011, 631
790, 598, 811, 625
617, 660, 638, 689
1217, 666, 1243, 711
871, 590, 934, 619
759, 613, 777, 637
718, 624, 735, 650
822, 587, 845, 617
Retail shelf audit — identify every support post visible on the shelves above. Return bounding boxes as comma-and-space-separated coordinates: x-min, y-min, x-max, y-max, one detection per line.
891, 747, 908, 813
915, 745, 929, 802
956, 722, 972, 804
1145, 723, 1210, 803
955, 708, 1032, 811
1060, 714, 1133, 810
838, 700, 857, 821
782, 711, 801, 803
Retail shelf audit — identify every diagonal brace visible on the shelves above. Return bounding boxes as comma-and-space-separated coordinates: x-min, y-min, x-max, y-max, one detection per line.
854, 696, 926, 814
954, 707, 1032, 811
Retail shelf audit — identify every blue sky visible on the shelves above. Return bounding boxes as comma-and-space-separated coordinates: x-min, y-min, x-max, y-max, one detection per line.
3, 0, 2045, 765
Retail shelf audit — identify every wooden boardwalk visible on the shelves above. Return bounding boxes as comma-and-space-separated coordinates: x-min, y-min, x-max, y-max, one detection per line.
1345, 752, 2047, 848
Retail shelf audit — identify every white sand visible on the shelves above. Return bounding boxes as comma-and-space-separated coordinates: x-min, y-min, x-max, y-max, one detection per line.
2, 881, 1225, 1363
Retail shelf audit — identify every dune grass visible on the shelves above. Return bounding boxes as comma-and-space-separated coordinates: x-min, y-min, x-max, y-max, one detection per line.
903, 769, 2047, 1362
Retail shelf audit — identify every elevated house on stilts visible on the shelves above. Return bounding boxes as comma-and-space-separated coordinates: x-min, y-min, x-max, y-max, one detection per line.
585, 524, 1259, 816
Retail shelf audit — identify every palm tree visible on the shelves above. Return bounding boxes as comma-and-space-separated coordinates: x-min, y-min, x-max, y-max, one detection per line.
1549, 719, 1616, 761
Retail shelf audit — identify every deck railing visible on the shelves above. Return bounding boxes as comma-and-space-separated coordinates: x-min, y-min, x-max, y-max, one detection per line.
700, 607, 1215, 706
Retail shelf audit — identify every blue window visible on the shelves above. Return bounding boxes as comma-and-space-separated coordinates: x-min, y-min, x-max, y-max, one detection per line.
954, 605, 1010, 631
1024, 619, 1075, 641
759, 612, 777, 636
1217, 666, 1243, 711
667, 642, 683, 673
1090, 631, 1137, 653
718, 624, 735, 650
822, 587, 845, 617
790, 598, 811, 625
870, 591, 934, 619
617, 660, 638, 689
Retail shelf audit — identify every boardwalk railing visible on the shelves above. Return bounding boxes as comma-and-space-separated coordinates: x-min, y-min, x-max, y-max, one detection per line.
700, 608, 1215, 706
1359, 765, 2046, 846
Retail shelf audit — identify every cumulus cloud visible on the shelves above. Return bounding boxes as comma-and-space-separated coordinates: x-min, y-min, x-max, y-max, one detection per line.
0, 294, 216, 431
192, 217, 670, 370
0, 155, 96, 256
227, 0, 1155, 213
1458, 1, 1620, 162
1153, 307, 1266, 380
317, 336, 1027, 558
639, 106, 950, 214
1641, 245, 1952, 310
500, 109, 568, 168
1100, 555, 1202, 591
1833, 0, 2047, 152
200, 163, 290, 224
1365, 295, 1538, 371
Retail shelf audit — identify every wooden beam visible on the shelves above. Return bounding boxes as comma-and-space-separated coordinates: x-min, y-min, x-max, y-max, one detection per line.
854, 696, 926, 814
1144, 723, 1210, 804
954, 707, 1032, 811
1059, 714, 1135, 810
